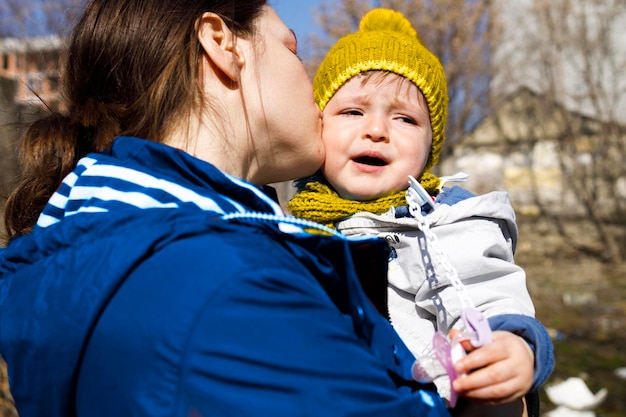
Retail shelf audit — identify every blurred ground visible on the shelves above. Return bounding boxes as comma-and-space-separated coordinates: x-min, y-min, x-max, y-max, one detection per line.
0, 361, 16, 417
0, 217, 624, 416
515, 217, 626, 417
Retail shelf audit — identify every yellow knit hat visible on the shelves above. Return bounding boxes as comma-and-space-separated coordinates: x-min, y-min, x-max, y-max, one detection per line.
314, 8, 448, 177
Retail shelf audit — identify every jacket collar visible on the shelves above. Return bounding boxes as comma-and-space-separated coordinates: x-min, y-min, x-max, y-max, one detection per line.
36, 136, 283, 229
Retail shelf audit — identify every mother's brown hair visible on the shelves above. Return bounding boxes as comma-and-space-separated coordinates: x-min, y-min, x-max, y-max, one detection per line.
3, 0, 267, 240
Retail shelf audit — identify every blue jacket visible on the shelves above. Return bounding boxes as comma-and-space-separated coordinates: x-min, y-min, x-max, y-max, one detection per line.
0, 137, 450, 417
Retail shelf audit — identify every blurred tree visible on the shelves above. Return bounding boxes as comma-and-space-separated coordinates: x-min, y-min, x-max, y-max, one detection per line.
492, 0, 626, 263
0, 0, 85, 37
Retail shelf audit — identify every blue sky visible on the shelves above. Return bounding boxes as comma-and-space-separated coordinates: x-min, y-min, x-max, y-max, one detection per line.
0, 0, 329, 61
271, 0, 325, 42
0, 0, 326, 39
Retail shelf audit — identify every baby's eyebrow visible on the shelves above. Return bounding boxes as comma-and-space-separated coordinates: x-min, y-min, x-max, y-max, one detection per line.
350, 94, 374, 105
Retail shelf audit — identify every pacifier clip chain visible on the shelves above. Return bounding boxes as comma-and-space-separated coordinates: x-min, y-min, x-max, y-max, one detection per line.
406, 176, 492, 407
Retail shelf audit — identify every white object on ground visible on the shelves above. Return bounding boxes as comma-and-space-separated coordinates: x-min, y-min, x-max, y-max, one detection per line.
545, 405, 595, 417
614, 367, 626, 380
545, 377, 607, 411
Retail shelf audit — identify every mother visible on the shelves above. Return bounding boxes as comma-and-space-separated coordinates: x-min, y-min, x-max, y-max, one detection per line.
0, 1, 450, 416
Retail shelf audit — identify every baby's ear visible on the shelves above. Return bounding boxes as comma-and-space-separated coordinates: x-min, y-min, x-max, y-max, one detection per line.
197, 12, 243, 82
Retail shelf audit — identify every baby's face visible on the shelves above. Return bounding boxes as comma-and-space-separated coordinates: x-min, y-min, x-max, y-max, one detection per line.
321, 73, 433, 201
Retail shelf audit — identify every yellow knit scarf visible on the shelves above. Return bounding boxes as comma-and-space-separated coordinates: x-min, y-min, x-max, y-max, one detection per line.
287, 181, 407, 228
288, 173, 441, 228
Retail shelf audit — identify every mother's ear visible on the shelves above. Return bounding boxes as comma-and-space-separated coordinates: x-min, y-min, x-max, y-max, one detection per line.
197, 12, 244, 83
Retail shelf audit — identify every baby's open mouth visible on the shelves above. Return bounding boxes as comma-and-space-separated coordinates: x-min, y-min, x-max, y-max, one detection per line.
353, 156, 387, 166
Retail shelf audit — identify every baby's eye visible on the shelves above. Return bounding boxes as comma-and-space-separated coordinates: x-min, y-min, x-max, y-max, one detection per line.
396, 115, 417, 125
341, 109, 363, 116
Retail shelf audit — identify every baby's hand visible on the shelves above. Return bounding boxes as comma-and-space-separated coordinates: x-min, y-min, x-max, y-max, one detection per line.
451, 330, 534, 404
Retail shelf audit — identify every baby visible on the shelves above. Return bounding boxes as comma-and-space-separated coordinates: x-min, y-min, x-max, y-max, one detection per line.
289, 8, 554, 416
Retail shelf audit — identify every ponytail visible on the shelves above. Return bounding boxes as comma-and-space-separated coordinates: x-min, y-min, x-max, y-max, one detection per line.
3, 112, 94, 239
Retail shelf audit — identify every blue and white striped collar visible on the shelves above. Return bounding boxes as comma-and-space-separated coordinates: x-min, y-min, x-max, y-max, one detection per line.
36, 136, 284, 228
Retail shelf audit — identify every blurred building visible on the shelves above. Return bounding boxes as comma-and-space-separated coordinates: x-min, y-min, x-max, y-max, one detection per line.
0, 35, 63, 107
440, 88, 626, 218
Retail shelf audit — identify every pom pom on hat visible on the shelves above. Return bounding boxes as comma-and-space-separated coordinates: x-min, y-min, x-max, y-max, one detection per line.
314, 8, 448, 181
359, 8, 417, 39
